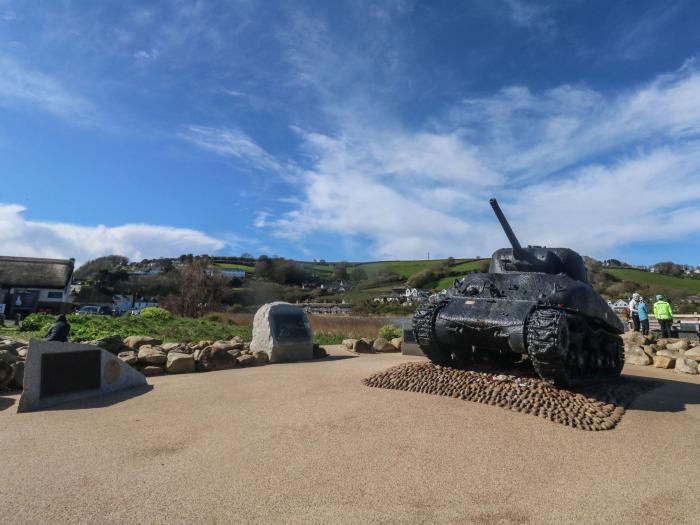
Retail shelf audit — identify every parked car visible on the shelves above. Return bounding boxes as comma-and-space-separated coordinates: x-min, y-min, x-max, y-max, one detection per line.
75, 305, 112, 315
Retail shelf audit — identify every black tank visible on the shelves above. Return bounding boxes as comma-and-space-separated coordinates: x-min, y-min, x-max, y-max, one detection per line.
413, 199, 624, 386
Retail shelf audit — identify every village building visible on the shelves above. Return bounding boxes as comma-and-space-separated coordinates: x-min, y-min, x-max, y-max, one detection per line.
0, 256, 75, 317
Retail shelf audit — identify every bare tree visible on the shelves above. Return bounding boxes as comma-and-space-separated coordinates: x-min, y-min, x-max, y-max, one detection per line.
161, 258, 228, 317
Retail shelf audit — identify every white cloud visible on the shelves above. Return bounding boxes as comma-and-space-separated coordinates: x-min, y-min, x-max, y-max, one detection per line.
259, 58, 700, 259
502, 0, 556, 36
0, 55, 96, 124
181, 125, 285, 174
0, 204, 226, 264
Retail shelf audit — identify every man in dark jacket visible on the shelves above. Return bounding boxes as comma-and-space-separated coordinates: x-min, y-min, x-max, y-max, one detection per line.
44, 314, 70, 342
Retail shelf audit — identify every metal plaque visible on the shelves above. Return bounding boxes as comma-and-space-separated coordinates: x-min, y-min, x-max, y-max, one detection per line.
40, 350, 101, 398
272, 311, 311, 342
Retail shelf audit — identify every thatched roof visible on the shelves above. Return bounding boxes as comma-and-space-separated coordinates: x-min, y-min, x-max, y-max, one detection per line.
0, 256, 74, 289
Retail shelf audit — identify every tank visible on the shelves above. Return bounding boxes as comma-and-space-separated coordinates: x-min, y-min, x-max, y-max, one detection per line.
412, 198, 624, 386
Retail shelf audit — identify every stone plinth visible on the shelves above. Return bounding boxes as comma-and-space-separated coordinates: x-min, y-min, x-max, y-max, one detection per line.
250, 302, 313, 363
401, 322, 424, 357
18, 340, 148, 413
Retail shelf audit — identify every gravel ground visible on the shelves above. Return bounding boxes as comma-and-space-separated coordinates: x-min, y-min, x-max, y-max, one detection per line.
1, 346, 700, 524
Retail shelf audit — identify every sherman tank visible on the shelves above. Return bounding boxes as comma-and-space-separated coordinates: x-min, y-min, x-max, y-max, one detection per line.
413, 198, 624, 387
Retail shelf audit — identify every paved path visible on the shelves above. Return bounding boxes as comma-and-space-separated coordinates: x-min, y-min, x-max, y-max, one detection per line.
2, 347, 700, 524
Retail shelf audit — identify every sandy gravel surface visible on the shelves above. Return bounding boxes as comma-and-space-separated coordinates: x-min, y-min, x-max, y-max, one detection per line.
2, 346, 700, 524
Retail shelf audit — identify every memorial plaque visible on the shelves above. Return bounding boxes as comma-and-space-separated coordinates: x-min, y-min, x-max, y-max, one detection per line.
40, 350, 101, 398
679, 322, 699, 341
273, 310, 311, 341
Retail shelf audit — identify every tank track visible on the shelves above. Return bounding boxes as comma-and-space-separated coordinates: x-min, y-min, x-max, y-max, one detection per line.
413, 300, 454, 367
526, 308, 624, 387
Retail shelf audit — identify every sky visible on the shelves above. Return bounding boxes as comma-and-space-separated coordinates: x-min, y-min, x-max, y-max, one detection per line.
1, 0, 700, 266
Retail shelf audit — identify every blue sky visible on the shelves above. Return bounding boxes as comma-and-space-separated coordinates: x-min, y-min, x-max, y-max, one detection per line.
1, 0, 700, 265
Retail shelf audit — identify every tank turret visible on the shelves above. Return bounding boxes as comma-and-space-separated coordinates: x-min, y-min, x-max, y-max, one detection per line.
412, 199, 624, 387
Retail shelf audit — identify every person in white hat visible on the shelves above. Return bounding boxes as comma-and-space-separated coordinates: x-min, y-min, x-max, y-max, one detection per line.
629, 292, 641, 332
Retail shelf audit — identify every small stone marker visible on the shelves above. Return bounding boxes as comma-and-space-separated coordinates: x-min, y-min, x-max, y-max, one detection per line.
678, 322, 699, 341
401, 322, 424, 356
250, 302, 313, 363
18, 340, 147, 413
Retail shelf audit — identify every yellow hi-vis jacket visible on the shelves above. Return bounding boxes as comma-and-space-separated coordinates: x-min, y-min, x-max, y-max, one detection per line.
653, 300, 673, 320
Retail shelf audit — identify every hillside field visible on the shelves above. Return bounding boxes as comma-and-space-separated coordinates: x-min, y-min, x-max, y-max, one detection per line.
605, 268, 700, 294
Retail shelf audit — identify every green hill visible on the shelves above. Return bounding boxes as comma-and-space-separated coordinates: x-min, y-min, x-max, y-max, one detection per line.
604, 268, 700, 294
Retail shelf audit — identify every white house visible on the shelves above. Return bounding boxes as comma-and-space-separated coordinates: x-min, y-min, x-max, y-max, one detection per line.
0, 256, 75, 316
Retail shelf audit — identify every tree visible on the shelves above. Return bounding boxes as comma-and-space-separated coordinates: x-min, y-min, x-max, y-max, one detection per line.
161, 259, 228, 317
654, 261, 684, 277
446, 257, 456, 267
333, 262, 349, 280
350, 267, 368, 282
74, 255, 129, 281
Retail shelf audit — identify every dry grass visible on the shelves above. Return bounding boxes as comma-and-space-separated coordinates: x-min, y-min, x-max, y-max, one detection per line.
207, 312, 406, 339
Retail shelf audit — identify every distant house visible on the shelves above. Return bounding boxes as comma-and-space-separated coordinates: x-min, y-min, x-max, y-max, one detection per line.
610, 299, 629, 313
0, 256, 75, 316
208, 268, 246, 279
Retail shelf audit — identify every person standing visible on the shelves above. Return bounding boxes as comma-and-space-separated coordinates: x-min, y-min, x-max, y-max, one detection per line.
638, 297, 649, 336
44, 313, 70, 342
653, 294, 673, 338
629, 292, 641, 332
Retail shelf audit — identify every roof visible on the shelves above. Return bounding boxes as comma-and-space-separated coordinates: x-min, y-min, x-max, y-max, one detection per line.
0, 256, 74, 289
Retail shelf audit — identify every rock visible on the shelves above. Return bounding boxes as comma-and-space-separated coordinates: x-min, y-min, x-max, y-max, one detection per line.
653, 355, 675, 369
656, 349, 680, 359
87, 335, 125, 355
674, 357, 698, 375
667, 340, 690, 352
124, 336, 162, 350
230, 335, 244, 344
0, 361, 14, 389
236, 354, 256, 367
390, 338, 402, 351
353, 339, 374, 353
253, 350, 269, 365
342, 339, 358, 350
250, 302, 314, 363
625, 346, 652, 366
161, 342, 185, 353
211, 340, 237, 352
0, 339, 26, 352
137, 345, 167, 366
622, 331, 645, 347
16, 347, 28, 359
227, 349, 241, 359
10, 361, 24, 389
0, 349, 18, 365
373, 337, 397, 353
684, 347, 700, 361
166, 352, 195, 374
117, 350, 138, 365
139, 365, 165, 377
312, 344, 328, 358
196, 346, 237, 371
641, 345, 656, 359
654, 338, 676, 350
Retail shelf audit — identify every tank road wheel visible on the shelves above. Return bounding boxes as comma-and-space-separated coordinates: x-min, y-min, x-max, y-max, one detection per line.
413, 300, 454, 367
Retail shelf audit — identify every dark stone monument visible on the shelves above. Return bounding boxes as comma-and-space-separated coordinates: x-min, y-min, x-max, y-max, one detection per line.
40, 350, 101, 398
678, 322, 699, 341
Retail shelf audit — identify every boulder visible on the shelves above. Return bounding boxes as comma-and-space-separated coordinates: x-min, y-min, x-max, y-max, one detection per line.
166, 352, 195, 374
227, 349, 242, 359
16, 347, 28, 360
117, 351, 138, 365
0, 361, 14, 389
654, 338, 676, 350
139, 365, 165, 377
10, 361, 24, 389
0, 349, 18, 365
312, 344, 328, 359
0, 339, 26, 352
253, 351, 269, 365
342, 339, 358, 350
625, 346, 652, 366
684, 347, 700, 361
674, 357, 698, 375
211, 340, 238, 352
124, 336, 162, 350
137, 345, 167, 366
641, 345, 656, 359
353, 339, 374, 353
390, 338, 402, 351
236, 354, 256, 367
656, 349, 680, 359
161, 342, 185, 353
87, 335, 125, 355
373, 337, 397, 353
622, 331, 645, 347
667, 340, 690, 352
249, 302, 314, 363
653, 355, 675, 369
230, 335, 244, 344
196, 346, 237, 371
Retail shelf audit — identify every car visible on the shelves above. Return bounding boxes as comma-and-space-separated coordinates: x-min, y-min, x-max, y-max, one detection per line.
75, 305, 112, 315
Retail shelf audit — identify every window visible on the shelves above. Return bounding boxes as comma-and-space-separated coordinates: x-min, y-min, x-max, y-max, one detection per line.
47, 291, 63, 299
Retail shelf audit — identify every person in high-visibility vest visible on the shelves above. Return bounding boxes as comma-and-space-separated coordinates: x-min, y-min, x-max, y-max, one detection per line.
653, 294, 673, 338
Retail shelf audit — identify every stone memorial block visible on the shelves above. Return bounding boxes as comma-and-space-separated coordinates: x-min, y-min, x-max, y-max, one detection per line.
678, 322, 699, 341
18, 340, 148, 413
250, 302, 313, 363
401, 322, 424, 357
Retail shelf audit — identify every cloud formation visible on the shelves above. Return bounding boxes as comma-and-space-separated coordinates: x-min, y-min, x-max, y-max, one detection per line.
0, 204, 226, 264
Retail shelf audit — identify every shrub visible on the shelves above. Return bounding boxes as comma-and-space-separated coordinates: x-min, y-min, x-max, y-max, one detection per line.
379, 324, 402, 340
139, 306, 172, 320
19, 313, 53, 333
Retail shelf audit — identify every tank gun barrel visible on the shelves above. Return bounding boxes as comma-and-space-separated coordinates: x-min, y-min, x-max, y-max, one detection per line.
489, 198, 524, 258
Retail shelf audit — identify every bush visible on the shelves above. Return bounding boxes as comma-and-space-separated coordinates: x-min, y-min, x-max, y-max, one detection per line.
138, 306, 172, 320
19, 313, 53, 333
378, 324, 402, 340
